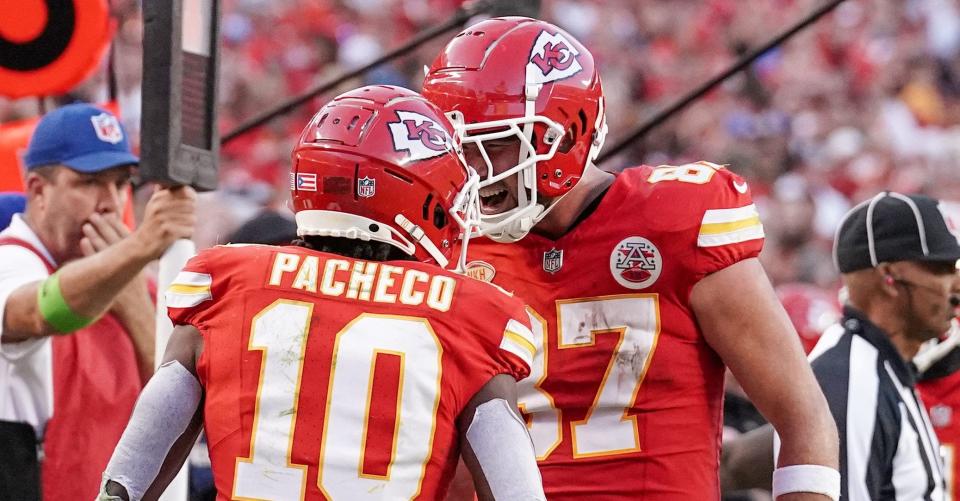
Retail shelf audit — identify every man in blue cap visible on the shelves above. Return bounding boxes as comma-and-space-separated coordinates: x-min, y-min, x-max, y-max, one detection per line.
0, 103, 196, 500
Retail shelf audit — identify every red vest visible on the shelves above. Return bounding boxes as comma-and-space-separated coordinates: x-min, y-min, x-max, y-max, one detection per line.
0, 237, 143, 500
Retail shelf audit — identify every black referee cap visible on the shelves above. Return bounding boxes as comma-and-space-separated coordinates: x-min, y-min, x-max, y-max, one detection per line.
834, 192, 960, 273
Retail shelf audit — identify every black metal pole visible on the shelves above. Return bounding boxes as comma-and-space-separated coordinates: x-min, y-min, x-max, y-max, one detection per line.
222, 0, 499, 145
106, 0, 118, 102
597, 0, 849, 165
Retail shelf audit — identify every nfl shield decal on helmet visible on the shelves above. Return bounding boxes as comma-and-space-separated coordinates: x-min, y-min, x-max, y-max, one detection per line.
357, 176, 376, 198
610, 237, 662, 289
387, 110, 453, 161
464, 260, 496, 282
526, 30, 583, 85
543, 248, 563, 274
90, 113, 124, 144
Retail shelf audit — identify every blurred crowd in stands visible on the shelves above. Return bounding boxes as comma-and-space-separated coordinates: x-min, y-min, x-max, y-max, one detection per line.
3, 0, 960, 291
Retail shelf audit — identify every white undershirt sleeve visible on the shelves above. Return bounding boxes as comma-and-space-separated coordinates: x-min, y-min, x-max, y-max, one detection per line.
0, 245, 51, 360
466, 398, 546, 500
101, 361, 202, 501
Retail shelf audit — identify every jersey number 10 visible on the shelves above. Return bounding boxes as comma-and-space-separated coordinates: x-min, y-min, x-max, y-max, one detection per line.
232, 300, 442, 500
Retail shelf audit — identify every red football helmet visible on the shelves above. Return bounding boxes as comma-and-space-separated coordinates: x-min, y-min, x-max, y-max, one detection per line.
776, 283, 842, 354
422, 17, 607, 242
291, 85, 480, 269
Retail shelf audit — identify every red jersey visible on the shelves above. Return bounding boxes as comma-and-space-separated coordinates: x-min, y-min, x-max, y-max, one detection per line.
166, 244, 533, 500
918, 329, 960, 500
464, 163, 763, 499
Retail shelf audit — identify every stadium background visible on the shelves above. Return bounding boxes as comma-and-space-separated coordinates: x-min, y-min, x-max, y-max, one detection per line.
5, 0, 959, 289
2, 0, 960, 498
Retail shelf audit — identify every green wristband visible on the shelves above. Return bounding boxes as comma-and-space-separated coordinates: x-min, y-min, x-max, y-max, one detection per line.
37, 271, 95, 333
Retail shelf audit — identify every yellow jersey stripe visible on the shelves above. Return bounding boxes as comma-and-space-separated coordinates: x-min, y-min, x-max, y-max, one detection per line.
699, 215, 762, 235
504, 330, 537, 359
167, 283, 211, 295
701, 204, 759, 224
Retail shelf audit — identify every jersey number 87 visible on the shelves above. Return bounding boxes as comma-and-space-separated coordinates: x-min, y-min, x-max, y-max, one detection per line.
520, 294, 661, 459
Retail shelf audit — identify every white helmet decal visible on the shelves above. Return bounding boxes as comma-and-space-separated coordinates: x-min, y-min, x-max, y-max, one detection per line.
388, 110, 454, 161
526, 31, 583, 85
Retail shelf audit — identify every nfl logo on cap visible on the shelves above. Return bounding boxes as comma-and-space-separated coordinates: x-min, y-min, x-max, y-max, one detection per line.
90, 113, 124, 144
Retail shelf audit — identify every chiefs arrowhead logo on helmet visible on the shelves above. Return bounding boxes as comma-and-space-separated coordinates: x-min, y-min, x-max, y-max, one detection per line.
526, 31, 583, 85
388, 110, 454, 162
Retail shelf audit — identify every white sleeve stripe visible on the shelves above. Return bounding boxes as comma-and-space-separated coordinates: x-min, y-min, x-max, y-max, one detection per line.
697, 225, 765, 248
701, 204, 759, 224
170, 271, 212, 287
165, 291, 212, 309
505, 319, 535, 346
499, 337, 534, 368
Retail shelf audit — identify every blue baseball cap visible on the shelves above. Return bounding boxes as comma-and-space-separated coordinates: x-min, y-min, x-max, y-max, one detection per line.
24, 103, 139, 172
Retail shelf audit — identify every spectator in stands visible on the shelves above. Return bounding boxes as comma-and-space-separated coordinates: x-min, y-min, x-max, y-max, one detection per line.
0, 103, 196, 500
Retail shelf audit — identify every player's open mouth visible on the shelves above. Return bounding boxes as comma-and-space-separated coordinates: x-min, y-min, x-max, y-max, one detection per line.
479, 183, 516, 214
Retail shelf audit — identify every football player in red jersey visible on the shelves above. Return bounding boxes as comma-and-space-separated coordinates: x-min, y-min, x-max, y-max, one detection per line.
916, 270, 960, 500
423, 17, 839, 500
917, 320, 960, 500
96, 87, 546, 501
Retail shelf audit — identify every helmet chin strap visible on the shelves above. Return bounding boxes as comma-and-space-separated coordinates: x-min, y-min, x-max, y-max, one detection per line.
395, 214, 449, 269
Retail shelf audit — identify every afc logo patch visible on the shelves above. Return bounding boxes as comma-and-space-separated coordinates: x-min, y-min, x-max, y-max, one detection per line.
357, 176, 375, 198
526, 30, 583, 85
387, 110, 453, 161
610, 236, 662, 289
90, 112, 124, 144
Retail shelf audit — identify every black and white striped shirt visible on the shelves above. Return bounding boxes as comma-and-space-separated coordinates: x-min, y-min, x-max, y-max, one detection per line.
809, 307, 945, 500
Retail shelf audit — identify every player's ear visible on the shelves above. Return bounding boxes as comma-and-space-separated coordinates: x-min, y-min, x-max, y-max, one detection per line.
24, 166, 61, 210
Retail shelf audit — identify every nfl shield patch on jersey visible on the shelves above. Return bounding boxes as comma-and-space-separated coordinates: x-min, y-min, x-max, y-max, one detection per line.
543, 248, 563, 274
931, 404, 953, 428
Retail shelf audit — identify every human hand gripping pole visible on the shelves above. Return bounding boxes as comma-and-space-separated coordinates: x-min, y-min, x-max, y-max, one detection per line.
134, 0, 222, 497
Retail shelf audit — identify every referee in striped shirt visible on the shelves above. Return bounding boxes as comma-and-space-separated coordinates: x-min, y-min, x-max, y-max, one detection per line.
811, 192, 960, 500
